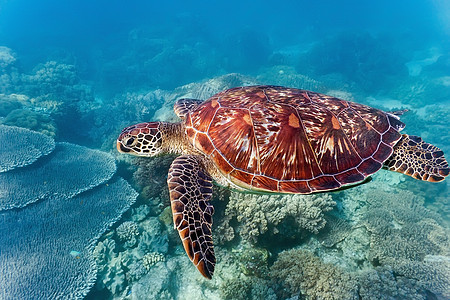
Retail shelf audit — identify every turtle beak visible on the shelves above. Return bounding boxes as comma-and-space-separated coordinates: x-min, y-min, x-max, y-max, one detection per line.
116, 141, 130, 153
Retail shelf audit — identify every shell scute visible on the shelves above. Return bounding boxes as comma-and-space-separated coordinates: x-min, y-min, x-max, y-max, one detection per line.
357, 158, 382, 176
210, 150, 233, 175
308, 175, 341, 191
250, 101, 322, 180
207, 108, 258, 172
279, 181, 311, 194
298, 104, 361, 174
191, 100, 219, 132
338, 108, 381, 159
334, 169, 365, 184
382, 126, 402, 145
349, 102, 390, 133
194, 133, 214, 156
372, 142, 394, 163
252, 175, 279, 191
307, 92, 349, 115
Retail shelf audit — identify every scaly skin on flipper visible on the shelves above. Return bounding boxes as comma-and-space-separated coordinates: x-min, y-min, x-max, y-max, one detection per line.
384, 134, 449, 182
174, 98, 204, 120
167, 155, 216, 279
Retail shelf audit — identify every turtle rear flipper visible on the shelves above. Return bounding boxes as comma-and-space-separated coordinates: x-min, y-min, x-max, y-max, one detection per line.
167, 155, 216, 279
385, 134, 449, 182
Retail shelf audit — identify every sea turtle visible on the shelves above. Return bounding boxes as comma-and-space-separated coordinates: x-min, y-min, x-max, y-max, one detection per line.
117, 85, 449, 279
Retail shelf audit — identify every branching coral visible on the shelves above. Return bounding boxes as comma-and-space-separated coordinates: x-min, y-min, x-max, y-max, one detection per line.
116, 221, 140, 247
224, 191, 335, 243
356, 266, 426, 300
23, 61, 79, 96
341, 181, 450, 298
270, 249, 358, 299
0, 94, 23, 117
395, 255, 450, 298
2, 109, 57, 137
0, 125, 55, 173
0, 46, 16, 70
0, 178, 138, 300
0, 142, 116, 210
92, 216, 169, 296
318, 215, 354, 248
357, 188, 448, 267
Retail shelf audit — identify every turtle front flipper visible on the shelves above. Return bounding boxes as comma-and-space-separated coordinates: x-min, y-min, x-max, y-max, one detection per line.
385, 134, 449, 182
167, 155, 216, 279
174, 98, 203, 119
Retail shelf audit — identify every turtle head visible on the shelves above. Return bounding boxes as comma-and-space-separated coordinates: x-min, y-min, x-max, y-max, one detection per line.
117, 122, 163, 157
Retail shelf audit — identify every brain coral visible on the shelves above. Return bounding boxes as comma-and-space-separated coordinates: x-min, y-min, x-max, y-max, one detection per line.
0, 125, 55, 173
0, 142, 116, 210
0, 178, 137, 300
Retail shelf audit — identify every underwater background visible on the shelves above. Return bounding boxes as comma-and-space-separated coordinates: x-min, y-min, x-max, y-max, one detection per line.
0, 0, 449, 299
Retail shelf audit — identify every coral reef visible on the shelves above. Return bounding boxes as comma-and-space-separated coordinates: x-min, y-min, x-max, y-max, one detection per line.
223, 191, 335, 243
92, 217, 169, 297
0, 178, 138, 300
356, 266, 426, 300
395, 255, 450, 298
257, 65, 326, 91
0, 94, 23, 117
0, 46, 16, 70
149, 73, 258, 123
335, 175, 450, 297
0, 142, 116, 210
2, 109, 57, 137
318, 215, 354, 248
271, 249, 358, 299
357, 188, 448, 265
116, 221, 140, 247
142, 252, 165, 270
236, 246, 269, 277
0, 125, 55, 173
21, 61, 79, 104
92, 238, 125, 294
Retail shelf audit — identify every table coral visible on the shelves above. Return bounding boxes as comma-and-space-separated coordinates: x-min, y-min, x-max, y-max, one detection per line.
0, 178, 137, 300
0, 142, 116, 210
0, 125, 55, 173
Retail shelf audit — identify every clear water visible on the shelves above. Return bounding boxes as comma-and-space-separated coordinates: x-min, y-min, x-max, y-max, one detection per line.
0, 0, 449, 299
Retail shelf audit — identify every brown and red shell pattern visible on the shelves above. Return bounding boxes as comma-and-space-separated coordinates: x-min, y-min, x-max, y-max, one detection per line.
185, 86, 404, 194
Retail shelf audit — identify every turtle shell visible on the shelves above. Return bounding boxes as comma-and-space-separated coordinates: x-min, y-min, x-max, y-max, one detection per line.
184, 86, 404, 194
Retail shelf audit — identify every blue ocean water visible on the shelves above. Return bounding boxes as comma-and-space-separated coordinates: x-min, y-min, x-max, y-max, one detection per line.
0, 0, 449, 299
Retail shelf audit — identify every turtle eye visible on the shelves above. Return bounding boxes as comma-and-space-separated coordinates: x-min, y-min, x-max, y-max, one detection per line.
125, 136, 137, 147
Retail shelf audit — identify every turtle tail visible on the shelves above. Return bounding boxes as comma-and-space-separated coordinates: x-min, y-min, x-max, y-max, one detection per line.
384, 134, 449, 182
